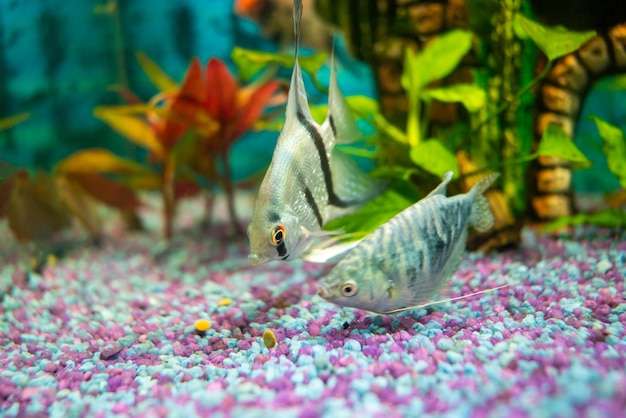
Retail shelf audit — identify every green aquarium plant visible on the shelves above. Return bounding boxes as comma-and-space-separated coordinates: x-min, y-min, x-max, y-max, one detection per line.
317, 18, 598, 241
544, 116, 626, 230
324, 30, 487, 238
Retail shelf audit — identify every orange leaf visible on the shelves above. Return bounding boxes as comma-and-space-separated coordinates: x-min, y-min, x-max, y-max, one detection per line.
94, 108, 165, 158
204, 58, 238, 122
67, 173, 142, 212
55, 148, 147, 175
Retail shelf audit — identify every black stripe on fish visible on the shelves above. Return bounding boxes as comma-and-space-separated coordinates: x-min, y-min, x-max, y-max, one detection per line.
268, 211, 280, 223
297, 171, 324, 227
406, 267, 417, 286
329, 114, 337, 138
304, 185, 324, 227
296, 110, 356, 208
276, 240, 288, 259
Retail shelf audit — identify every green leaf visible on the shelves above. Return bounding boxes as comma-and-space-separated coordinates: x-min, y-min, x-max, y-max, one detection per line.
370, 165, 420, 181
344, 96, 408, 144
346, 96, 380, 116
594, 74, 626, 91
324, 179, 421, 236
231, 47, 328, 82
590, 115, 626, 189
420, 84, 486, 112
136, 51, 178, 92
401, 29, 473, 93
513, 14, 596, 61
0, 112, 29, 131
409, 139, 460, 178
544, 208, 626, 231
537, 123, 592, 169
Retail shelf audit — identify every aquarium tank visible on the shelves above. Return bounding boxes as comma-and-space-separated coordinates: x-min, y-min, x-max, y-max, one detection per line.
1, 0, 625, 417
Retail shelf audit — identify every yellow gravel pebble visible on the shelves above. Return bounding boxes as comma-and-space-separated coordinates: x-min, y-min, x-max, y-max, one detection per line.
262, 329, 277, 348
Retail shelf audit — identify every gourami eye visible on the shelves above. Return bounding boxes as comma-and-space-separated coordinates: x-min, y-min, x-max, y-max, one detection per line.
341, 280, 358, 297
271, 225, 285, 245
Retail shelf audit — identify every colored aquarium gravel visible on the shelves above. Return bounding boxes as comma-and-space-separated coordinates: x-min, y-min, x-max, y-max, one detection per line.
1, 198, 625, 417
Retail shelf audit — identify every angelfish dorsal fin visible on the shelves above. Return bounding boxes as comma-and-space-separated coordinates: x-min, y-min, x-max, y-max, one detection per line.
285, 0, 313, 123
425, 171, 454, 198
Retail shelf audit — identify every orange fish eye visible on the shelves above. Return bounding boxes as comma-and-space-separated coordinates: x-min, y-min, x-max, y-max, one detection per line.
271, 225, 285, 245
341, 280, 358, 297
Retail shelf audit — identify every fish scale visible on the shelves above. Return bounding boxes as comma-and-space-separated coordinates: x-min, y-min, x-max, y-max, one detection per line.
318, 171, 499, 314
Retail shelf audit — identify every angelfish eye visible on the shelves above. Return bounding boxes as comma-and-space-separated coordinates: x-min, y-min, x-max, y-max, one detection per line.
340, 280, 358, 297
271, 225, 285, 245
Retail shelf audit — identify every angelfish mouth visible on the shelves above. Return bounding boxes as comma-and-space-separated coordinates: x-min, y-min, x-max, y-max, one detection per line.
248, 253, 267, 266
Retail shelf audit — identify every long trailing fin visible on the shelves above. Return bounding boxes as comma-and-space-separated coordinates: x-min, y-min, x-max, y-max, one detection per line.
327, 39, 360, 144
293, 0, 302, 59
285, 0, 312, 122
381, 283, 510, 315
469, 172, 499, 232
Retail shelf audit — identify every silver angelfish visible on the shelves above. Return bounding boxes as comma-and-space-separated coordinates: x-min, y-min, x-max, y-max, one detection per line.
247, 0, 383, 266
317, 171, 500, 314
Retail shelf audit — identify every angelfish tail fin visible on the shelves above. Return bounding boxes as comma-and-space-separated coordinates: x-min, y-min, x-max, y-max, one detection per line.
469, 172, 500, 233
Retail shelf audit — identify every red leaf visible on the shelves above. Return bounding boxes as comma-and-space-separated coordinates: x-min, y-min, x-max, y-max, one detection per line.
229, 80, 280, 141
0, 177, 15, 218
204, 58, 238, 122
115, 86, 144, 104
67, 173, 142, 212
160, 58, 206, 150
179, 57, 207, 103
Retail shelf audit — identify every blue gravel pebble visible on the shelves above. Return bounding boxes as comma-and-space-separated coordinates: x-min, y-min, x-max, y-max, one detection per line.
437, 338, 454, 351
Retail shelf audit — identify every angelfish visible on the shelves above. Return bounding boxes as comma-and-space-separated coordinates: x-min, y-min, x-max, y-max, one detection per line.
247, 0, 383, 265
317, 171, 500, 314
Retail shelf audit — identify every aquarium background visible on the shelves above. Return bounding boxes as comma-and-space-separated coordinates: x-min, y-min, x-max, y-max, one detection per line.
1, 0, 624, 192
0, 0, 376, 182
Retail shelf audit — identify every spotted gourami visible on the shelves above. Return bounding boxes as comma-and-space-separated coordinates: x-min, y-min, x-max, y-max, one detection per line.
318, 171, 500, 314
247, 0, 383, 265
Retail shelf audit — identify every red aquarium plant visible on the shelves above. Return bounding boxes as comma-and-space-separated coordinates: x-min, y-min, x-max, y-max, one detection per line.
94, 59, 213, 240
96, 52, 279, 238
172, 56, 280, 233
0, 150, 143, 246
